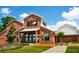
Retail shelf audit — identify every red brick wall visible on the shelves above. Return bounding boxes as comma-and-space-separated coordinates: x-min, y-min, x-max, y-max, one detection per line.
0, 21, 23, 46
39, 27, 55, 43
56, 35, 79, 42
24, 14, 41, 29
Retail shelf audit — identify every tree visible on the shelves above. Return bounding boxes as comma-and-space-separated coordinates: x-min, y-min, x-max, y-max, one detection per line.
57, 32, 64, 42
7, 25, 16, 44
1, 16, 15, 27
0, 25, 5, 32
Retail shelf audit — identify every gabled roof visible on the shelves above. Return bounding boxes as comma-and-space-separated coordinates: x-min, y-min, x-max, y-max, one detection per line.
40, 25, 55, 33
6, 20, 23, 27
23, 14, 41, 21
58, 23, 77, 30
0, 20, 23, 35
23, 14, 47, 26
0, 30, 6, 35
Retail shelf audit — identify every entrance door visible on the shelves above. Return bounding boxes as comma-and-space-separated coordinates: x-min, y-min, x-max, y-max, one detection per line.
25, 34, 34, 43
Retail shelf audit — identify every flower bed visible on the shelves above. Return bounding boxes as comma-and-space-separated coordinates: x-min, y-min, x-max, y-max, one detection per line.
66, 42, 79, 46
68, 44, 79, 46
36, 43, 56, 46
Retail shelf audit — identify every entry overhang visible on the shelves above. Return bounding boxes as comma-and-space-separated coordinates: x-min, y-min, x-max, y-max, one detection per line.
20, 28, 40, 32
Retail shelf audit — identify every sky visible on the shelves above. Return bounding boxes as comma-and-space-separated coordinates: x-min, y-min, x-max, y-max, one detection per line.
0, 6, 79, 27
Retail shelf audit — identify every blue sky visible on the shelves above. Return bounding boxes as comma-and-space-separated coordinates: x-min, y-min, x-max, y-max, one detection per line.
0, 6, 79, 27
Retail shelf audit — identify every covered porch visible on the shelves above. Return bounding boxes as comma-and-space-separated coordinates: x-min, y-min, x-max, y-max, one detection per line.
18, 28, 55, 44
19, 28, 39, 43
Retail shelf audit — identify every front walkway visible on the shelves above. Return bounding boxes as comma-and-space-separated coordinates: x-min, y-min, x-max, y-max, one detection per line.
42, 46, 67, 53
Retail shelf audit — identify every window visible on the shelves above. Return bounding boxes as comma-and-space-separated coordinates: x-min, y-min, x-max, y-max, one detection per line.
27, 21, 37, 26
44, 34, 50, 41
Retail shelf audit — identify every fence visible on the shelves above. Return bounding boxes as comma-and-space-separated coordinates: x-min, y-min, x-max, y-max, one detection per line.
55, 35, 79, 43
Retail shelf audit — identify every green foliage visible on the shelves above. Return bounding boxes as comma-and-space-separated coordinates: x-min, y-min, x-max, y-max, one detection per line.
57, 32, 64, 36
1, 16, 15, 27
0, 16, 15, 33
66, 46, 79, 53
57, 32, 64, 42
7, 25, 16, 43
0, 25, 5, 32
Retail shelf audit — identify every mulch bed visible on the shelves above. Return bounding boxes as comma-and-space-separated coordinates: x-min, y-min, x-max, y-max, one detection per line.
36, 43, 56, 46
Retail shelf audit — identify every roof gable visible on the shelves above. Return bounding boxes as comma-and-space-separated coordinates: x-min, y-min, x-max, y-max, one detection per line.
23, 14, 41, 21
0, 20, 23, 35
6, 20, 23, 26
40, 25, 55, 34
58, 24, 77, 30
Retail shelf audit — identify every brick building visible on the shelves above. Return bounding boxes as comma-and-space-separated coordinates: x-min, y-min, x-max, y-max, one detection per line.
0, 14, 55, 46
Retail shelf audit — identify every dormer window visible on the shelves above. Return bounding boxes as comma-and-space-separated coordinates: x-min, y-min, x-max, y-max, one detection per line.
27, 21, 37, 26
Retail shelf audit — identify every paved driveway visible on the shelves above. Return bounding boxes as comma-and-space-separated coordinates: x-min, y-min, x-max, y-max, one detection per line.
42, 46, 67, 53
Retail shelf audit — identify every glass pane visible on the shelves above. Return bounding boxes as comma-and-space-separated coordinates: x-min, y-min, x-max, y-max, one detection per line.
33, 34, 36, 36
33, 37, 36, 43
26, 36, 28, 42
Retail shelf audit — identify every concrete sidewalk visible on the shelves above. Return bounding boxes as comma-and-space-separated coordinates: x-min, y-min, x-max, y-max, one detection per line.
42, 46, 67, 53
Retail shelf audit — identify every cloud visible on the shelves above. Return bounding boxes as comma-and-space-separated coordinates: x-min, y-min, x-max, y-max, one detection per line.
19, 13, 28, 23
62, 7, 79, 20
50, 21, 77, 30
48, 7, 79, 30
19, 13, 28, 18
51, 7, 79, 29
56, 20, 77, 27
0, 8, 11, 16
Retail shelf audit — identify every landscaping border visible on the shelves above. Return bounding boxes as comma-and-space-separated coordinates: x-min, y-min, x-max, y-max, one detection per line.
36, 43, 56, 46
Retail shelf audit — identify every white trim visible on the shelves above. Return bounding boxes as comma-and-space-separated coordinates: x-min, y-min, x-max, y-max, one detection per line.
41, 25, 54, 32
20, 28, 40, 32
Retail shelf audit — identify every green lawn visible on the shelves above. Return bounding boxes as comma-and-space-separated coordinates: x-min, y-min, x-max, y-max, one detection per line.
0, 45, 52, 53
66, 46, 79, 53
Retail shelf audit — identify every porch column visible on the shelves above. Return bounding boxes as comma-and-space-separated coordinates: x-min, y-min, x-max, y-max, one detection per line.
18, 33, 20, 44
50, 32, 55, 44
18, 32, 22, 44
52, 35, 55, 43
36, 31, 38, 44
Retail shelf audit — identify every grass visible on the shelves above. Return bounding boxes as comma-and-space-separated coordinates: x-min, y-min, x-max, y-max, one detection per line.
66, 46, 79, 53
0, 45, 52, 53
